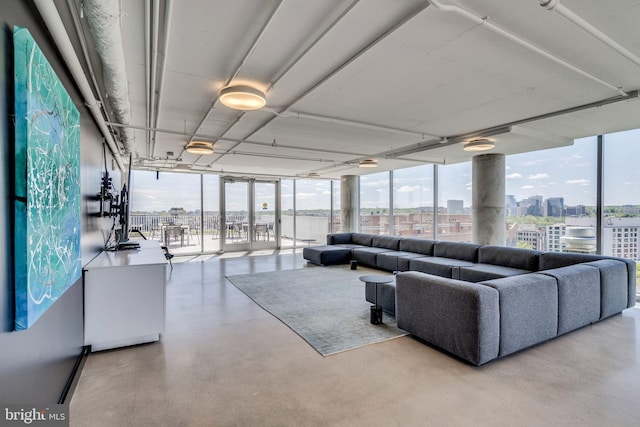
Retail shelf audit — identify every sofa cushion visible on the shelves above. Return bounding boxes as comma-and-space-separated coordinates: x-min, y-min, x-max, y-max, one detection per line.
352, 247, 395, 268
351, 233, 374, 246
396, 271, 500, 366
480, 273, 558, 357
398, 238, 435, 256
409, 256, 475, 279
372, 235, 401, 250
478, 246, 540, 271
326, 232, 353, 245
540, 264, 601, 335
433, 241, 481, 262
539, 252, 636, 308
583, 259, 629, 319
377, 251, 426, 272
302, 246, 352, 266
459, 264, 531, 283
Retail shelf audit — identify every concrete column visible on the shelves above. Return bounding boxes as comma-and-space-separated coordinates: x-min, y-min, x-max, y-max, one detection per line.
472, 153, 505, 245
341, 175, 359, 232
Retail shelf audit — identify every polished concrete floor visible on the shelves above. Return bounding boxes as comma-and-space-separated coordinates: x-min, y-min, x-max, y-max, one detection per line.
70, 252, 640, 426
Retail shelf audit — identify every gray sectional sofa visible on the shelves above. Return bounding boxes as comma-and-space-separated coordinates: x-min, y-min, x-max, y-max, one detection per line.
303, 232, 637, 365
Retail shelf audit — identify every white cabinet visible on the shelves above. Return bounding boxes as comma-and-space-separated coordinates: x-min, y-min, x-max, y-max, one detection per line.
83, 241, 167, 352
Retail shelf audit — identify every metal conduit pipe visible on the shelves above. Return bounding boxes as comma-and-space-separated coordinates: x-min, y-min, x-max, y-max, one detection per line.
213, 1, 430, 166
189, 0, 284, 141
539, 0, 640, 68
84, 0, 134, 153
151, 0, 174, 157
194, 0, 359, 161
144, 0, 151, 156
428, 0, 627, 95
32, 0, 125, 170
148, 0, 160, 158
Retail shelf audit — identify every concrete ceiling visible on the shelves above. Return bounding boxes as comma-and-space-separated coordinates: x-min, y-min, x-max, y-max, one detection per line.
61, 0, 640, 178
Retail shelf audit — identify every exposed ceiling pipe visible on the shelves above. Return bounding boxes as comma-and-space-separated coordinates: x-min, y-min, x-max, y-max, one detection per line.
270, 109, 434, 139
105, 122, 367, 157
190, 0, 357, 152
188, 0, 284, 142
267, 0, 361, 91
148, 0, 160, 157
65, 0, 110, 128
211, 1, 431, 166
428, 0, 627, 96
83, 0, 135, 153
538, 0, 640, 68
151, 0, 173, 157
32, 0, 125, 170
144, 0, 151, 156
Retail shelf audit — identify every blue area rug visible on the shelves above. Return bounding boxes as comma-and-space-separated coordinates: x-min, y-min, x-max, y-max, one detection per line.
226, 265, 407, 356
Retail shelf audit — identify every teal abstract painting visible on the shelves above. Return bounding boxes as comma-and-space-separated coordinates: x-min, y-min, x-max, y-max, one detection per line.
13, 27, 81, 330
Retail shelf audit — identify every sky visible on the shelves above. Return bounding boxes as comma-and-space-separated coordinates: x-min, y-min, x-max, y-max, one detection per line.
130, 128, 640, 212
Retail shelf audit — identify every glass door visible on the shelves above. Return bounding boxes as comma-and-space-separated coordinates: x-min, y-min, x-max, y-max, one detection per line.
252, 181, 279, 250
221, 178, 280, 252
221, 178, 250, 251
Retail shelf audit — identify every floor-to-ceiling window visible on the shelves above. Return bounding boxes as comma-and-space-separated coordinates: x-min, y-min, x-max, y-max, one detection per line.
280, 179, 294, 248
392, 164, 434, 238
295, 179, 332, 245
505, 137, 597, 251
603, 129, 640, 284
202, 175, 220, 252
436, 162, 473, 242
360, 171, 390, 235
129, 170, 202, 255
332, 180, 341, 234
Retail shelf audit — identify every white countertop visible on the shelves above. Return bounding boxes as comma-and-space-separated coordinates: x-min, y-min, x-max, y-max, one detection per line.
85, 240, 168, 269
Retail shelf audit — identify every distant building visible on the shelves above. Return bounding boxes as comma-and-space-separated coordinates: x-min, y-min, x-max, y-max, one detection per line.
520, 195, 544, 216
567, 217, 640, 260
506, 195, 517, 217
546, 197, 564, 217
546, 224, 566, 252
168, 207, 186, 215
621, 205, 640, 216
517, 224, 544, 250
447, 200, 464, 214
561, 227, 596, 254
565, 205, 586, 216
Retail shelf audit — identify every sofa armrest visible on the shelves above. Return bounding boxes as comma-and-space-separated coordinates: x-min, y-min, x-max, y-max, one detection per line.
396, 271, 499, 365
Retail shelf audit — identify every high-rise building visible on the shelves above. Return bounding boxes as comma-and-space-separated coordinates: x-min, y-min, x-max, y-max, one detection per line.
546, 197, 564, 217
565, 205, 586, 216
505, 195, 517, 217
520, 195, 544, 216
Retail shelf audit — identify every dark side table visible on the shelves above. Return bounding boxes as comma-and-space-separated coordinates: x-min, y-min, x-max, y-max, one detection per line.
359, 275, 394, 324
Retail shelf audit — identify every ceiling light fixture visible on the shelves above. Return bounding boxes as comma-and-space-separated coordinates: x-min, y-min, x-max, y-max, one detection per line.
358, 159, 378, 168
219, 85, 266, 110
185, 141, 214, 155
463, 138, 495, 152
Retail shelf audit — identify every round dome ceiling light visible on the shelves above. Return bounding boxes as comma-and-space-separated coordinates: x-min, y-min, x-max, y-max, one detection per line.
185, 141, 214, 155
358, 159, 379, 168
219, 85, 267, 110
463, 138, 495, 152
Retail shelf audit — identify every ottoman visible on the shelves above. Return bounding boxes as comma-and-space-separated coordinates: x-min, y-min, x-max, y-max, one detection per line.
303, 245, 352, 266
